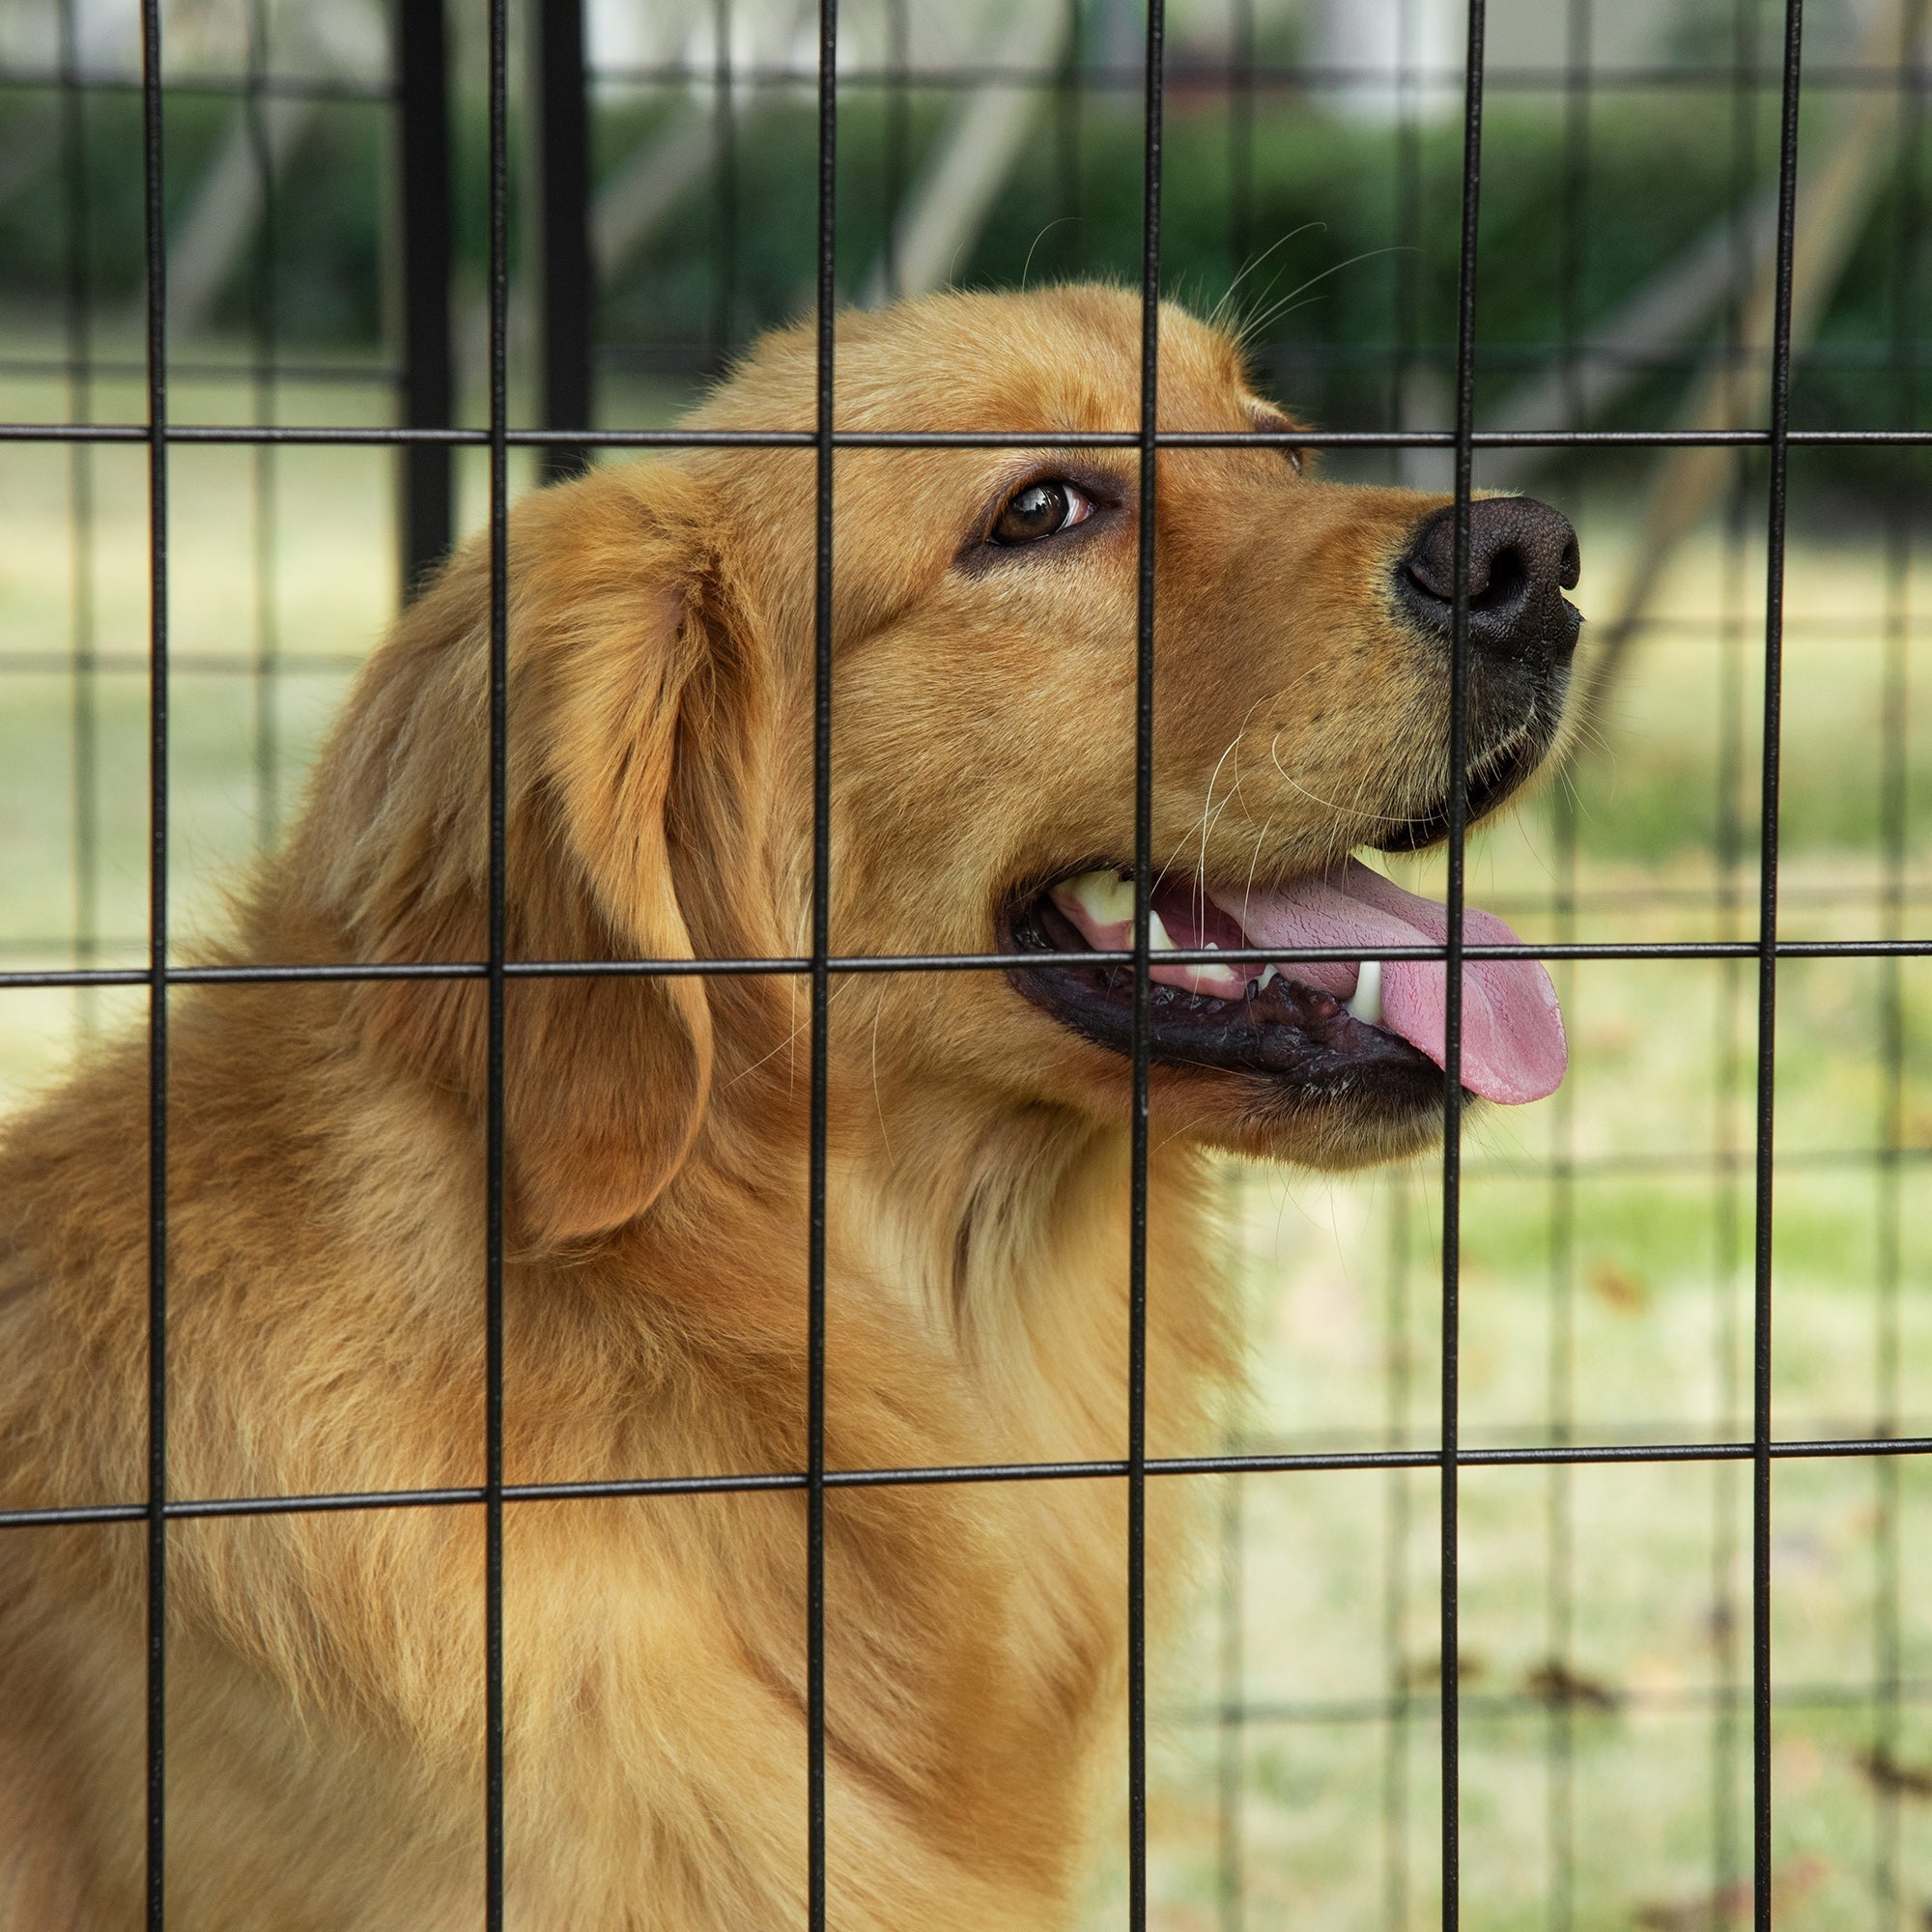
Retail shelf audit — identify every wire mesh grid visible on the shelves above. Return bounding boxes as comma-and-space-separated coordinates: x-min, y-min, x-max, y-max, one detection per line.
0, 0, 1929, 1925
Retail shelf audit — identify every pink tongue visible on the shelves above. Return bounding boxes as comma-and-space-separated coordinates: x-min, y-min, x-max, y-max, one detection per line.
1209, 860, 1566, 1104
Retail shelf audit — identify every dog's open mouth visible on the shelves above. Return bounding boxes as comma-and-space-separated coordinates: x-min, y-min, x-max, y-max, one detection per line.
1006, 857, 1566, 1109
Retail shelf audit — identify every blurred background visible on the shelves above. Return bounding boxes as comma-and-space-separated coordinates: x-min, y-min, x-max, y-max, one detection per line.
1, 0, 1929, 1925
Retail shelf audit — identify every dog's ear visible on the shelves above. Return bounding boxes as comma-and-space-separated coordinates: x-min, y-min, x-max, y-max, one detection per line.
302, 466, 771, 1245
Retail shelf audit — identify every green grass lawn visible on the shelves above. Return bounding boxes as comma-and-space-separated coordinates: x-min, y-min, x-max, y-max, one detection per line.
3, 333, 1929, 1930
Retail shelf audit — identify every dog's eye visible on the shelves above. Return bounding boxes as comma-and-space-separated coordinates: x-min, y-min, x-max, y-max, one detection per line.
990, 480, 1094, 546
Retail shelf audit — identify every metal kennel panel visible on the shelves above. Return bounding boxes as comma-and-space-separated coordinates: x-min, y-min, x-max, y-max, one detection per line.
0, 0, 1929, 1928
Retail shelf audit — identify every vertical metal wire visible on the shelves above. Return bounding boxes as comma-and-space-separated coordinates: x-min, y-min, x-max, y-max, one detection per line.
244, 0, 282, 846
536, 0, 592, 480
1441, 6, 1491, 1924
1751, 9, 1805, 1929
1128, 1, 1165, 1923
57, 0, 99, 1033
139, 1, 169, 1924
810, 0, 838, 1921
398, 0, 453, 599
1871, 5, 1921, 1918
484, 0, 511, 1923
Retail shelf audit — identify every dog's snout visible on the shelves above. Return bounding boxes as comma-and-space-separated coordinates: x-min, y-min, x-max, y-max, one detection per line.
1396, 497, 1581, 665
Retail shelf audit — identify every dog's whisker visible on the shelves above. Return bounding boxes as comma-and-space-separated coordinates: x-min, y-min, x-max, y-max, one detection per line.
1237, 247, 1408, 347
1192, 731, 1247, 924
1266, 727, 1414, 825
1239, 816, 1275, 933
1020, 216, 1078, 293
1208, 224, 1325, 335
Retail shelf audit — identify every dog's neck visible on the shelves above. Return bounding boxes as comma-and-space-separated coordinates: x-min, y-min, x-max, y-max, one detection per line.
694, 1036, 1139, 1333
631, 1067, 1230, 1474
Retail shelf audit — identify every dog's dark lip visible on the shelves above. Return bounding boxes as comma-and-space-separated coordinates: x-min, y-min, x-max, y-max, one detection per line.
1369, 729, 1547, 856
1002, 884, 1446, 1115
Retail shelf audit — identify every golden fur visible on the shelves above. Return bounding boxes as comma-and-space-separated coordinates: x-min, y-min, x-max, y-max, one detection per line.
0, 287, 1534, 1928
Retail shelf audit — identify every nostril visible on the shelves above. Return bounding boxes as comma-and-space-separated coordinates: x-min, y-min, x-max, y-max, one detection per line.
1468, 543, 1527, 613
1400, 532, 1526, 612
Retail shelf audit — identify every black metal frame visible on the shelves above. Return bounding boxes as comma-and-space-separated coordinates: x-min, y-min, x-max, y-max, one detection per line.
2, 0, 1929, 1927
397, 0, 452, 595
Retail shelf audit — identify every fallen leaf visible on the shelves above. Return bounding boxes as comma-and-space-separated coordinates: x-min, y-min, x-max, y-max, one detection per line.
1401, 1650, 1487, 1691
1634, 1858, 1825, 1930
1858, 1747, 1932, 1799
1589, 1262, 1649, 1314
1526, 1659, 1621, 1712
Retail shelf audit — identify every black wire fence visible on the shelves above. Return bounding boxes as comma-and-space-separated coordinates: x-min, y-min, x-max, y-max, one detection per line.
0, 0, 1927, 1925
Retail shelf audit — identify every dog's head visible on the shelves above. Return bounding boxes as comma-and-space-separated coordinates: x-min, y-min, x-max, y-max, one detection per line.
297, 285, 1578, 1244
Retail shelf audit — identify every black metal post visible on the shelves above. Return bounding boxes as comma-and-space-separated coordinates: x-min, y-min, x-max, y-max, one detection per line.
1442, 1, 1490, 1918
484, 0, 511, 1924
139, 0, 170, 1923
535, 0, 593, 481
399, 0, 453, 596
1128, 3, 1165, 1925
809, 4, 838, 1925
1752, 8, 1805, 1928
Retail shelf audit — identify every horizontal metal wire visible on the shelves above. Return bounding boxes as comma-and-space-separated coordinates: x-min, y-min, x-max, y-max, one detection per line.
6, 1432, 1930, 1535
0, 67, 392, 101
582, 60, 1932, 94
584, 333, 1932, 384
1243, 1412, 1932, 1455
1179, 1681, 1932, 1728
4, 628, 1927, 684
1478, 1146, 1932, 1178
9, 423, 1932, 450
12, 344, 1917, 385
5, 60, 1925, 100
0, 356, 401, 386
2, 936, 1926, 993
0, 653, 363, 678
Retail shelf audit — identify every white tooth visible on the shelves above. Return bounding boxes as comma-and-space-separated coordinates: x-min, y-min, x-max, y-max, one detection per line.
1065, 868, 1137, 926
1254, 964, 1278, 991
1148, 907, 1178, 952
1345, 957, 1382, 1026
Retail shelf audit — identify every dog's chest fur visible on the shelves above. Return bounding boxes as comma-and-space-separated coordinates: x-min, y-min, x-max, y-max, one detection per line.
0, 989, 1231, 1930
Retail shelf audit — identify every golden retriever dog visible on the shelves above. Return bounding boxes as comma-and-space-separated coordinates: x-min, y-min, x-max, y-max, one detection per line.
0, 285, 1577, 1929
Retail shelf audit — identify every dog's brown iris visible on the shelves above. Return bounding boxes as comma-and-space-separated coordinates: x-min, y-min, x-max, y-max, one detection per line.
991, 480, 1075, 544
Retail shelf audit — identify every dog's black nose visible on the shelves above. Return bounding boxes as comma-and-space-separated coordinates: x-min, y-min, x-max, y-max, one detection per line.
1395, 497, 1581, 665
